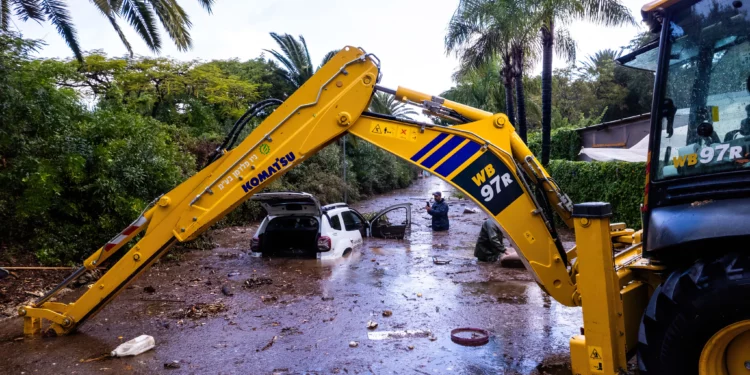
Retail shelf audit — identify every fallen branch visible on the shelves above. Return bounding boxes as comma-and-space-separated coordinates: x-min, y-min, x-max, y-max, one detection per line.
260, 335, 277, 351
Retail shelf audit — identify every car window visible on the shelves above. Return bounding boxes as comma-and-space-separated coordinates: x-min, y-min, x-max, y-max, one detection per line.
330, 214, 342, 230
340, 211, 361, 231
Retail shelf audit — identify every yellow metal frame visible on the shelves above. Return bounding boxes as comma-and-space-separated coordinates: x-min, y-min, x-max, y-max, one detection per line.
19, 45, 664, 375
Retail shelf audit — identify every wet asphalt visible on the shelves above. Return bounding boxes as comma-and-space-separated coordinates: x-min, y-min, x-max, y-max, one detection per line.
0, 176, 584, 375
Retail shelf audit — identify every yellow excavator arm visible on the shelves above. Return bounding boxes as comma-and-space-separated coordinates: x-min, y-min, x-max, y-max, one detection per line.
21, 46, 579, 336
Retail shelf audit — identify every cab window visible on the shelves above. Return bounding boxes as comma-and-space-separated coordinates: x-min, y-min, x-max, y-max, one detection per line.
653, 0, 750, 179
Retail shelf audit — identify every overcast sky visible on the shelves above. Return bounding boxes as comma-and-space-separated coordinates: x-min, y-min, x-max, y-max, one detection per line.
12, 0, 648, 95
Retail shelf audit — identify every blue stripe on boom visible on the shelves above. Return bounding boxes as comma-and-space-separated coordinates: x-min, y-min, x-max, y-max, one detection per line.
434, 141, 482, 177
410, 133, 449, 162
421, 136, 465, 169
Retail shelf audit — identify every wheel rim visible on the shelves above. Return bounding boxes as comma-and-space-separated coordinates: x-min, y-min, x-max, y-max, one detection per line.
699, 320, 750, 375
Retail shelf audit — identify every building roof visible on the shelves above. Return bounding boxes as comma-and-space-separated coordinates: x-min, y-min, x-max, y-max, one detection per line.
575, 113, 650, 133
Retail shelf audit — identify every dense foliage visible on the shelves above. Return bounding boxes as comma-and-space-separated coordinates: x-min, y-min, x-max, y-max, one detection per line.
0, 33, 415, 264
548, 160, 646, 227
527, 127, 582, 161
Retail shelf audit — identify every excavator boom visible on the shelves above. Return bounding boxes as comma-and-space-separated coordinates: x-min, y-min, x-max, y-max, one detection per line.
21, 46, 579, 336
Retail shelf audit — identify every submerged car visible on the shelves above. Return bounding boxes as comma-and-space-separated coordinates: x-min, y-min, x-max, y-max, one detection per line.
249, 192, 411, 258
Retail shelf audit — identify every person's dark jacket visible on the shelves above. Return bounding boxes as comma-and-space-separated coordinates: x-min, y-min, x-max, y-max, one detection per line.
428, 199, 449, 231
474, 220, 505, 261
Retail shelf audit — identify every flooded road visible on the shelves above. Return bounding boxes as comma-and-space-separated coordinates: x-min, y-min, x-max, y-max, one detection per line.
0, 176, 583, 374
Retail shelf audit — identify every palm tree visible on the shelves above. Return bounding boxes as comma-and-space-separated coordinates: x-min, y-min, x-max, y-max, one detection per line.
265, 32, 338, 89
445, 0, 518, 126
537, 0, 634, 165
0, 0, 214, 62
369, 92, 419, 119
508, 0, 542, 143
579, 49, 621, 81
442, 59, 506, 113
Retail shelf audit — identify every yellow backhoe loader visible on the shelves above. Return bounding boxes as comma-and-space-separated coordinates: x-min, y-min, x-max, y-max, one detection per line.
18, 0, 750, 373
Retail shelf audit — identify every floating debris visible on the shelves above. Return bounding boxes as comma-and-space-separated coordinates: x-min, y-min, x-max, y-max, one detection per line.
245, 277, 273, 288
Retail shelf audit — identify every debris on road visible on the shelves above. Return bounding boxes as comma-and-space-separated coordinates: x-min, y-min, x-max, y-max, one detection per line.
143, 286, 156, 294
261, 295, 278, 303
367, 321, 378, 329
450, 328, 490, 347
432, 257, 451, 265
227, 271, 240, 277
245, 277, 273, 288
176, 302, 227, 319
408, 345, 415, 350
382, 310, 392, 317
111, 335, 155, 357
79, 353, 110, 363
367, 330, 432, 340
416, 293, 422, 298
221, 285, 233, 296
259, 336, 278, 351
463, 208, 478, 214
321, 296, 335, 301
164, 361, 181, 369
401, 293, 416, 301
349, 341, 359, 348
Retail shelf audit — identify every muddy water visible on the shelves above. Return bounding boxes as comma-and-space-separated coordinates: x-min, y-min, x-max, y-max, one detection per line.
0, 176, 583, 375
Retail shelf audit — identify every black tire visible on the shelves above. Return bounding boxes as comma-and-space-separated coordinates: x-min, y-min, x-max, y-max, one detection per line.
638, 252, 750, 375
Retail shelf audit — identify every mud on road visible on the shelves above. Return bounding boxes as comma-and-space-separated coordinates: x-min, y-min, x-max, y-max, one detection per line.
0, 177, 584, 375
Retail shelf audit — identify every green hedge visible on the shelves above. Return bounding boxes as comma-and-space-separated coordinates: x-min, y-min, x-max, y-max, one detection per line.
547, 160, 646, 228
527, 127, 581, 161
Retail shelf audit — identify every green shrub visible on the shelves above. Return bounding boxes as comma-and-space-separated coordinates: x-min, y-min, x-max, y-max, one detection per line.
527, 127, 581, 161
547, 160, 646, 228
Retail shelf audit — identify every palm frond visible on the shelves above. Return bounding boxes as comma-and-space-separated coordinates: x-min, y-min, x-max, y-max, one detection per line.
266, 32, 316, 88
148, 0, 191, 51
195, 0, 212, 13
580, 0, 635, 26
2, 0, 10, 30
89, 0, 133, 56
41, 0, 82, 61
12, 0, 44, 22
369, 92, 418, 119
319, 49, 337, 70
553, 26, 576, 62
119, 0, 161, 52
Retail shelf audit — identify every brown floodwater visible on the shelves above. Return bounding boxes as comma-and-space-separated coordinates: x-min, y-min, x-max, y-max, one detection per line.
0, 176, 594, 375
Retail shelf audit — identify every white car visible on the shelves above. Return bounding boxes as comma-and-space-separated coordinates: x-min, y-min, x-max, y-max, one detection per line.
249, 192, 411, 258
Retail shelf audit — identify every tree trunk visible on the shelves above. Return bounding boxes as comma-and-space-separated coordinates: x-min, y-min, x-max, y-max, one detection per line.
541, 21, 554, 166
512, 45, 527, 143
502, 55, 515, 125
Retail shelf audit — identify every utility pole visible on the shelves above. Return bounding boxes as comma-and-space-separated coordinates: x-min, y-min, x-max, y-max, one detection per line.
342, 135, 348, 203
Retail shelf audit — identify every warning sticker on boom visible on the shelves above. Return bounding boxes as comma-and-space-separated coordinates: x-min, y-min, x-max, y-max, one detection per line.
369, 122, 417, 142
450, 151, 522, 216
588, 346, 604, 373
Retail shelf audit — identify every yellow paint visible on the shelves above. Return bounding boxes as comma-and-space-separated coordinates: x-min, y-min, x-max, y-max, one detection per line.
523, 231, 536, 244
711, 106, 720, 122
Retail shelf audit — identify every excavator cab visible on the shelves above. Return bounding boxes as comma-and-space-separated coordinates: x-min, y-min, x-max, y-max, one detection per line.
621, 0, 750, 256
617, 1, 750, 374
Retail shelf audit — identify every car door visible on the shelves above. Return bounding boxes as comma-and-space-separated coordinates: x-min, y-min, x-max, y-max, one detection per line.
367, 203, 412, 239
340, 210, 365, 248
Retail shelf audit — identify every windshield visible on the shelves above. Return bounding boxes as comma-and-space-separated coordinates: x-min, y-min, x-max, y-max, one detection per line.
652, 0, 750, 180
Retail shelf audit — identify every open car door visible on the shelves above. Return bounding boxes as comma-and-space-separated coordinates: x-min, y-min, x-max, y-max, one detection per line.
368, 203, 412, 239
